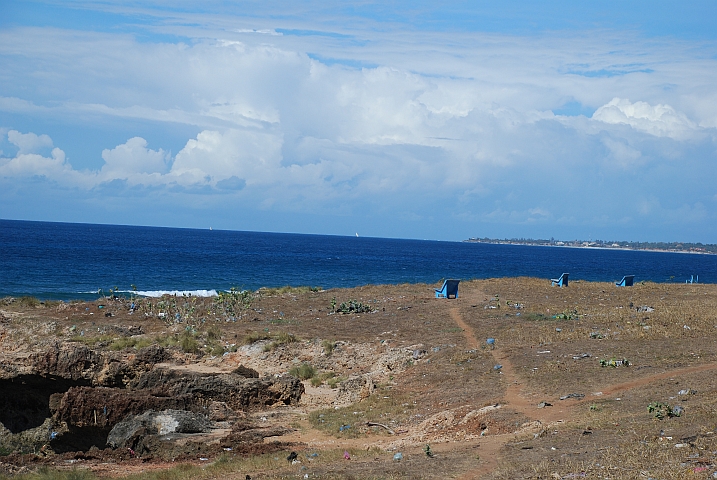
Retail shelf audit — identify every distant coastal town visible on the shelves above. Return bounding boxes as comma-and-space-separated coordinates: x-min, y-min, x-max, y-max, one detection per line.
464, 237, 717, 254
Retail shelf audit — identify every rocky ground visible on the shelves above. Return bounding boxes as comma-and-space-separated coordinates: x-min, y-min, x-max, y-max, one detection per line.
1, 279, 717, 479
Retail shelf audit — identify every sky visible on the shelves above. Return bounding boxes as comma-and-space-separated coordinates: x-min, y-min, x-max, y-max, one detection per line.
1, 1, 716, 243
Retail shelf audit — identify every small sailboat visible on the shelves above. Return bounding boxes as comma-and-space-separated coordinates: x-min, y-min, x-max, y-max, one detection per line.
355, 232, 359, 237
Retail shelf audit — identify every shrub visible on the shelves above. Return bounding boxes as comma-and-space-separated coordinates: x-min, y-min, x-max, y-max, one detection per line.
289, 363, 316, 380
322, 340, 335, 355
334, 300, 372, 314
18, 296, 40, 308
179, 331, 200, 354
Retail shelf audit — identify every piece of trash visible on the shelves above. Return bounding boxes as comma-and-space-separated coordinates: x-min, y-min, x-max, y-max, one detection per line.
49, 431, 58, 440
431, 346, 440, 352
637, 305, 654, 313
537, 350, 551, 354
560, 393, 585, 400
572, 353, 591, 359
307, 453, 318, 458
339, 424, 351, 431
366, 421, 396, 434
537, 402, 553, 408
555, 328, 562, 332
674, 443, 688, 448
393, 452, 403, 461
343, 451, 351, 460
589, 332, 605, 339
671, 406, 684, 417
287, 451, 298, 463
199, 457, 209, 461
493, 364, 502, 370
678, 389, 696, 395
683, 325, 691, 330
486, 338, 495, 347
223, 447, 232, 451
600, 358, 630, 367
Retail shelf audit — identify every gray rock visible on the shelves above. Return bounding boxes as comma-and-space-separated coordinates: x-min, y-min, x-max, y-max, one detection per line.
107, 409, 212, 448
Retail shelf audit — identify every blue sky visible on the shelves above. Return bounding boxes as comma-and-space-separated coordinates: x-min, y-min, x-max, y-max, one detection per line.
1, 1, 716, 242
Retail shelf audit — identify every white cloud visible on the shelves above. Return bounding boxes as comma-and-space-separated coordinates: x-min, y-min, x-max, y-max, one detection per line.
592, 98, 698, 139
171, 129, 283, 186
7, 130, 53, 154
99, 137, 169, 184
0, 141, 84, 186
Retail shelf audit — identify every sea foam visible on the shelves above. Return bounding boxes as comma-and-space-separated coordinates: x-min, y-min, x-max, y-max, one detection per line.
129, 289, 219, 298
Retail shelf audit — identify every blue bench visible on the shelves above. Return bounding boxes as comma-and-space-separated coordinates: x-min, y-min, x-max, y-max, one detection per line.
550, 273, 569, 287
616, 275, 635, 287
435, 279, 460, 299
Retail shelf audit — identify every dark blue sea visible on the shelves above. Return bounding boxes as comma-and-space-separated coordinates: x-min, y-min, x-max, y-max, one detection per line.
1, 219, 715, 301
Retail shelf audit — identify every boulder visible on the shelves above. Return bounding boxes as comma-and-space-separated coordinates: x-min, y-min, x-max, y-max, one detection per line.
107, 409, 212, 449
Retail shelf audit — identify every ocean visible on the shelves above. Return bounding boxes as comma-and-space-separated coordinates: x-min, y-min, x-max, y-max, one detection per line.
1, 219, 715, 301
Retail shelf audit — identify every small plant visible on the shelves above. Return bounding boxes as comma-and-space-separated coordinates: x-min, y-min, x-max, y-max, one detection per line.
289, 362, 316, 380
18, 296, 41, 308
330, 297, 337, 312
109, 336, 152, 351
311, 371, 336, 387
243, 331, 274, 345
213, 287, 253, 321
553, 309, 579, 320
206, 324, 222, 341
322, 339, 335, 355
263, 332, 298, 352
179, 330, 200, 354
326, 376, 345, 389
424, 444, 434, 457
259, 285, 321, 295
599, 358, 630, 367
335, 300, 373, 314
647, 402, 682, 419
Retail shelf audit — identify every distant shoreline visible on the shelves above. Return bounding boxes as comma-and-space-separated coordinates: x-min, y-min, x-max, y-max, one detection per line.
463, 238, 716, 255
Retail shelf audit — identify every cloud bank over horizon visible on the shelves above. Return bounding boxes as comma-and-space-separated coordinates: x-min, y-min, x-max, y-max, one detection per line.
1, 2, 716, 242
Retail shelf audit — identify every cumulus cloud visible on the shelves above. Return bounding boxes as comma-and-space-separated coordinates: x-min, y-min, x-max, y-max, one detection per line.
592, 98, 698, 139
7, 130, 53, 154
99, 137, 169, 184
0, 138, 84, 185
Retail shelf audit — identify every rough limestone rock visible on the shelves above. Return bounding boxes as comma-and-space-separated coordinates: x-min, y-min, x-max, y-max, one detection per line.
131, 368, 304, 409
106, 409, 212, 448
30, 343, 102, 381
52, 386, 196, 428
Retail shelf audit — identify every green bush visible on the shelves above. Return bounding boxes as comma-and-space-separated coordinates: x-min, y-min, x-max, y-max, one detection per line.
18, 296, 41, 308
289, 363, 316, 380
179, 331, 200, 354
334, 300, 372, 314
322, 340, 335, 355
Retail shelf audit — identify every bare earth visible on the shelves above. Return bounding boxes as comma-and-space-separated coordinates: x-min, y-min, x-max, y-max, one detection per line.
1, 278, 717, 479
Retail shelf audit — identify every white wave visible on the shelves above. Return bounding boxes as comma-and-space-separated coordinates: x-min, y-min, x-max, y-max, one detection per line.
122, 289, 219, 298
